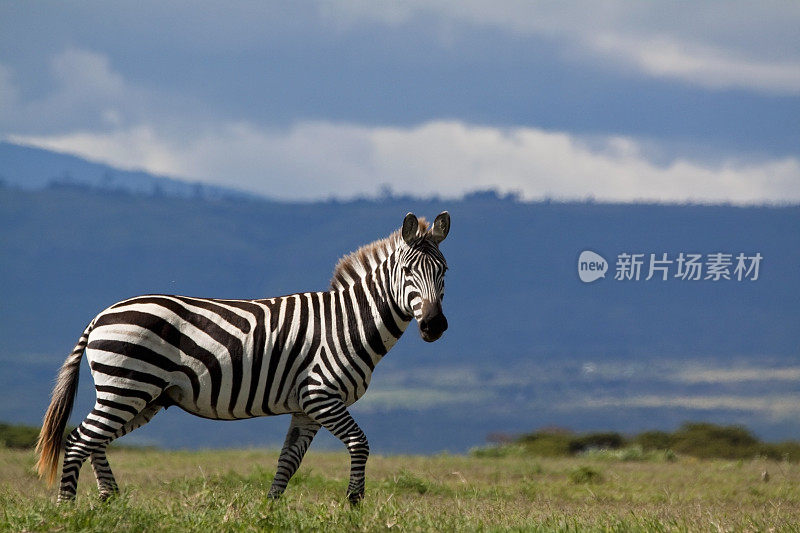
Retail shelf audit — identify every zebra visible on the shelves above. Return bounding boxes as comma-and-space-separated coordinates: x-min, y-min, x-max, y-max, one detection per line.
36, 211, 450, 504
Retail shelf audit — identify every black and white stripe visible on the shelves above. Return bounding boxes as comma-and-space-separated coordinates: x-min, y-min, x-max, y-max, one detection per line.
39, 211, 450, 504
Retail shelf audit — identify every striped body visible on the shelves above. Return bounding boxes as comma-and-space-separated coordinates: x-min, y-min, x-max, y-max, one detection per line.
88, 289, 410, 420
36, 211, 449, 504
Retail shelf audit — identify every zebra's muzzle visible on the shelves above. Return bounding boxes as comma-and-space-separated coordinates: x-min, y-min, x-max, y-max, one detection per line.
418, 301, 447, 342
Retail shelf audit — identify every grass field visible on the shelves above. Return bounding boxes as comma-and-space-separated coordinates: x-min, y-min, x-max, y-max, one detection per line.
1, 447, 799, 532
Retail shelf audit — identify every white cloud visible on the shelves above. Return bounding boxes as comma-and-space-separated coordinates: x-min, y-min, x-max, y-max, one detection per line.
10, 126, 183, 178
325, 1, 800, 94
353, 387, 493, 413
50, 48, 126, 98
0, 48, 198, 134
0, 49, 126, 132
567, 394, 800, 422
675, 367, 800, 384
591, 33, 800, 94
41, 47, 136, 129
12, 119, 800, 204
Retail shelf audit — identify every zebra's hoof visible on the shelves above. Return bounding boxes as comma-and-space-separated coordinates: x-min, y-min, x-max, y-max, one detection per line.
266, 490, 283, 501
347, 492, 364, 506
98, 491, 118, 503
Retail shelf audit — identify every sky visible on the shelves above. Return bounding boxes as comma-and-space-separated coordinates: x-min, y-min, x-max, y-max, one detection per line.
1, 1, 799, 203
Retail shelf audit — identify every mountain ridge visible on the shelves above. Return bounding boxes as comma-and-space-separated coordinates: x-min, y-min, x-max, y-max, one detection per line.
0, 141, 256, 200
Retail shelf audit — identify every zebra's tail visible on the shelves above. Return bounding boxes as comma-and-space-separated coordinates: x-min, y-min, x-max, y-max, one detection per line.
36, 320, 94, 486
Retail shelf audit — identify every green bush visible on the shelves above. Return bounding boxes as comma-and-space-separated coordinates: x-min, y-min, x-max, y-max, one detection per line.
0, 423, 40, 449
760, 441, 800, 462
670, 422, 760, 460
515, 430, 625, 457
483, 422, 800, 462
633, 430, 673, 451
517, 431, 573, 457
568, 432, 624, 454
569, 466, 602, 484
393, 469, 431, 494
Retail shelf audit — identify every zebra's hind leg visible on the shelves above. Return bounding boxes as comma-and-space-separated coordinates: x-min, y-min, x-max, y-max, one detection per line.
89, 449, 118, 500
302, 398, 369, 504
267, 413, 321, 500
58, 398, 161, 503
59, 418, 117, 502
89, 402, 163, 501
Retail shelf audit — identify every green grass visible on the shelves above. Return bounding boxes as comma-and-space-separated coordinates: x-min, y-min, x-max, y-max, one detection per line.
2, 447, 800, 531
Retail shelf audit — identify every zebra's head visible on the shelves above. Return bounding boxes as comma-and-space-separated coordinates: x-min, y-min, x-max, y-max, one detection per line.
398, 211, 450, 343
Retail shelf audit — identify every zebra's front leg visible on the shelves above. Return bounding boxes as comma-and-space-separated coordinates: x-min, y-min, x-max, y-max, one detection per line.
267, 413, 321, 500
303, 398, 369, 504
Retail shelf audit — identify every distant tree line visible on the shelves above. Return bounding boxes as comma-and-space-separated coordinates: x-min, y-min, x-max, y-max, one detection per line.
4, 421, 800, 461
474, 422, 800, 462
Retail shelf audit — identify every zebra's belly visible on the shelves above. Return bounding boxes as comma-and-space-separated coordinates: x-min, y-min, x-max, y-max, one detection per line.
164, 386, 298, 420
157, 369, 302, 420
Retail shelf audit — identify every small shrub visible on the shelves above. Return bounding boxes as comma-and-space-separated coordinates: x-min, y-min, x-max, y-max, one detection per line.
582, 446, 641, 461
568, 466, 602, 484
393, 469, 430, 494
470, 445, 503, 458
616, 446, 646, 461
582, 446, 678, 462
469, 444, 527, 458
525, 462, 544, 475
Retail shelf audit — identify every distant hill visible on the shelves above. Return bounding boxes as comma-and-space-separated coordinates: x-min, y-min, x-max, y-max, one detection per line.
0, 141, 253, 200
1, 147, 798, 452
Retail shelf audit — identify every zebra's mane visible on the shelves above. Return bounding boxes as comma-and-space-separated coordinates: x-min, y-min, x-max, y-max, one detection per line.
330, 217, 429, 290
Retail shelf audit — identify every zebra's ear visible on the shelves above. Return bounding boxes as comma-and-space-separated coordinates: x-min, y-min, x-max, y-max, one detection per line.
430, 211, 450, 244
402, 212, 419, 244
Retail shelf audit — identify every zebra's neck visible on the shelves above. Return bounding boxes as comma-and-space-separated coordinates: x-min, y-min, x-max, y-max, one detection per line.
330, 249, 412, 368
